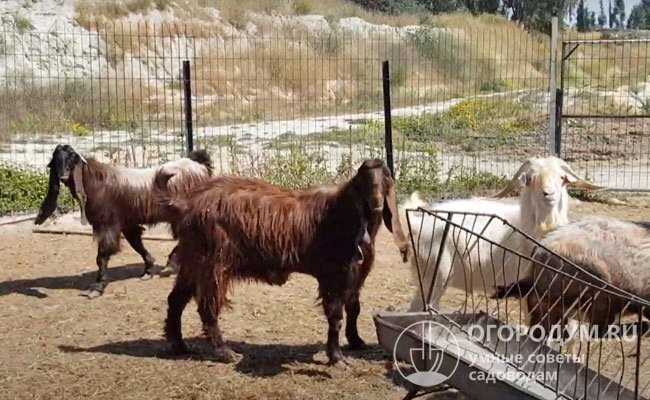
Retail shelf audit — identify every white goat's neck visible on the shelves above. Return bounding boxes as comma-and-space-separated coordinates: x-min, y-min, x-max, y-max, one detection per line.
519, 189, 570, 239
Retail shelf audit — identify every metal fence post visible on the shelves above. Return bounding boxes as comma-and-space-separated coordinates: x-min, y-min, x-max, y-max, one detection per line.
556, 41, 566, 158
182, 60, 194, 154
382, 61, 394, 177
555, 88, 563, 156
548, 17, 559, 156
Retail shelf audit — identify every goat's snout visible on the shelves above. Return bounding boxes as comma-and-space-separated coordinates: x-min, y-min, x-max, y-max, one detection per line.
542, 185, 560, 203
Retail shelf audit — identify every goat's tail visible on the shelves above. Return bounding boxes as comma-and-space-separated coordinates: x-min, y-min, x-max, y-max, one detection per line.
492, 279, 534, 299
188, 149, 213, 176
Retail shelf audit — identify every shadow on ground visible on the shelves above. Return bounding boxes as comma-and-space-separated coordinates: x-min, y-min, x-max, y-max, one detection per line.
59, 337, 389, 378
0, 263, 151, 298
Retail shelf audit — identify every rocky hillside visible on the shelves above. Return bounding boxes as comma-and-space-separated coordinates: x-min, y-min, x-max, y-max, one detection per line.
1, 1, 647, 139
0, 0, 425, 80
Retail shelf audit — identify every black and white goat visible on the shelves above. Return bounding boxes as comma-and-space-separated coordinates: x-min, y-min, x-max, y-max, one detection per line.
35, 144, 212, 298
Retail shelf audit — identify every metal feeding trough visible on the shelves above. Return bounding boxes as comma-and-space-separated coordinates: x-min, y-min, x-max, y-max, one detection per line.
374, 209, 649, 400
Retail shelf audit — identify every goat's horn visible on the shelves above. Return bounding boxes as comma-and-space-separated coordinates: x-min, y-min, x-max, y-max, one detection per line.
556, 159, 583, 181
568, 179, 606, 191
558, 163, 605, 191
494, 159, 533, 198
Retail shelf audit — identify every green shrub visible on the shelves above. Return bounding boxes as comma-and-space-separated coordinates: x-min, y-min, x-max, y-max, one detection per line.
396, 150, 441, 195
13, 14, 33, 34
443, 98, 539, 135
154, 0, 172, 10
479, 79, 512, 93
70, 122, 91, 137
444, 168, 506, 197
293, 0, 313, 15
125, 0, 153, 13
396, 153, 505, 197
0, 165, 76, 215
260, 147, 332, 189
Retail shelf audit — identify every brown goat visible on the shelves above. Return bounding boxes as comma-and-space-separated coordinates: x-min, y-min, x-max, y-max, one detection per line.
494, 217, 650, 339
35, 144, 212, 298
155, 159, 409, 364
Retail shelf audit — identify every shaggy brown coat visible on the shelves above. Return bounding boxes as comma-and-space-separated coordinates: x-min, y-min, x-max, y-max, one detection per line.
157, 159, 409, 363
35, 145, 212, 297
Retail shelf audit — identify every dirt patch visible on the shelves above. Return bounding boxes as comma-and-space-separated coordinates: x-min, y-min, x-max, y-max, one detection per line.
0, 225, 417, 400
2, 199, 650, 399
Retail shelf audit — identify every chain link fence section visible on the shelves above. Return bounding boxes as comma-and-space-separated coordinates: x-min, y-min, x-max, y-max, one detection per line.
558, 35, 650, 191
187, 25, 551, 185
0, 21, 193, 169
2, 20, 552, 190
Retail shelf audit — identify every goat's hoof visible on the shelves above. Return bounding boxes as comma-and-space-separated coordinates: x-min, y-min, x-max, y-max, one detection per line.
80, 283, 104, 299
79, 289, 103, 299
346, 337, 367, 351
327, 348, 348, 365
140, 272, 154, 281
158, 265, 176, 278
212, 346, 240, 363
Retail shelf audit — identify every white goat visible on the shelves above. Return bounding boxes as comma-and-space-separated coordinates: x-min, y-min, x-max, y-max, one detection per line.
404, 156, 601, 312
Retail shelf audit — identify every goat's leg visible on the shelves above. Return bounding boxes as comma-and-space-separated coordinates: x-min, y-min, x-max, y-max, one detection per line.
165, 279, 193, 354
159, 245, 180, 278
195, 267, 237, 363
321, 290, 346, 364
344, 291, 366, 350
198, 299, 238, 363
122, 225, 156, 280
82, 227, 120, 298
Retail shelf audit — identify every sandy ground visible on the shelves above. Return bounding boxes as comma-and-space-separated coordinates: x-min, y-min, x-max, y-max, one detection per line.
1, 199, 650, 400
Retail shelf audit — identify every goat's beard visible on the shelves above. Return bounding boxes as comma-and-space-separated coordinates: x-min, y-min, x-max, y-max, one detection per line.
519, 192, 570, 238
535, 198, 570, 236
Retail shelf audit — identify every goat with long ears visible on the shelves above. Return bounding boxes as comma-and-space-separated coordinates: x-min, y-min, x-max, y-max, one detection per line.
35, 144, 213, 298
155, 159, 408, 364
36, 144, 88, 225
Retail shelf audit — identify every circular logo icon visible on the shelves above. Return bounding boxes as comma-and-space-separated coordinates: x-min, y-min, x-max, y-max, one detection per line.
393, 320, 460, 387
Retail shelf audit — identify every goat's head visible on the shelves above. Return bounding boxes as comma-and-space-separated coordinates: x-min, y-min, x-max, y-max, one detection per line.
496, 156, 602, 233
35, 144, 87, 225
350, 159, 409, 262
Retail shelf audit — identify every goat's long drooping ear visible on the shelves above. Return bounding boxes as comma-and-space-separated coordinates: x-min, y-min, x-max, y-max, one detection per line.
71, 162, 88, 225
382, 169, 409, 262
494, 159, 533, 198
35, 145, 85, 225
35, 165, 61, 225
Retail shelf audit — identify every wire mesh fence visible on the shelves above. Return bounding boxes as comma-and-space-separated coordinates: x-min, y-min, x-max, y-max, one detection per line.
0, 21, 195, 169
558, 34, 650, 191
1, 19, 649, 191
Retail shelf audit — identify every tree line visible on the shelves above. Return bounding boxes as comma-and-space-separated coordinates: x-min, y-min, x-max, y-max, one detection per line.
351, 0, 633, 33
